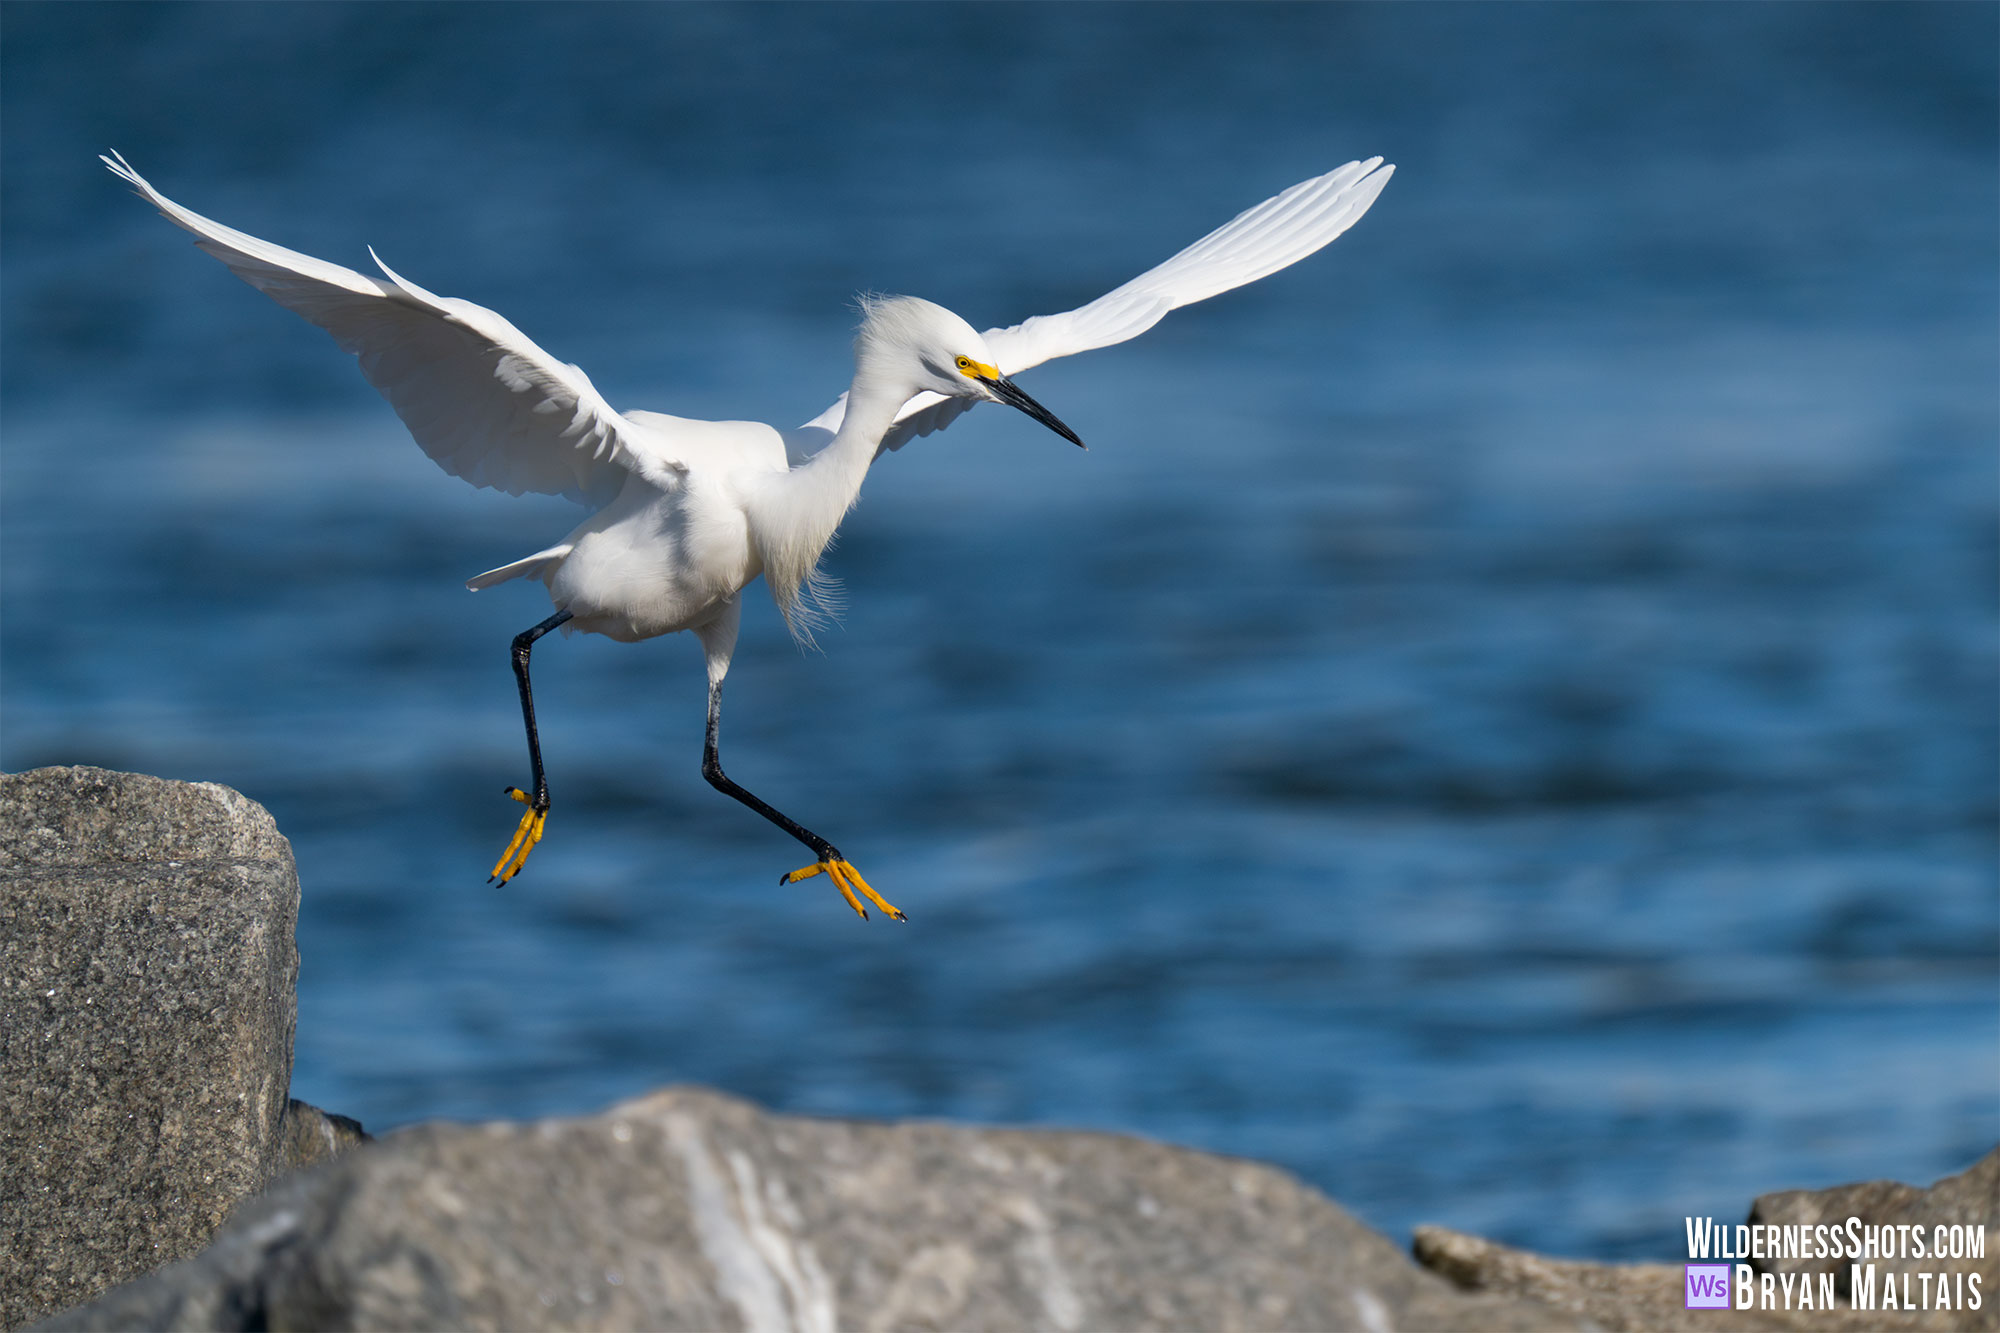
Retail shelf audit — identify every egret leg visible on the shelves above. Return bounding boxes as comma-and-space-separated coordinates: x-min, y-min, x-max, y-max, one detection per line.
489, 608, 572, 884
700, 678, 904, 923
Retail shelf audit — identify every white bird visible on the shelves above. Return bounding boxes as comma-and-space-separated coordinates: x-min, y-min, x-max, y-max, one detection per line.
102, 150, 1394, 921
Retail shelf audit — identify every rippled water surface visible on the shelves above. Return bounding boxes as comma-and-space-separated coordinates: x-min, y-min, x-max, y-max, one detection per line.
5, 4, 1995, 1259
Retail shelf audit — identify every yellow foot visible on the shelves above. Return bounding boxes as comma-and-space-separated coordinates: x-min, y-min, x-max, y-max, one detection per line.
488, 786, 547, 885
781, 858, 906, 923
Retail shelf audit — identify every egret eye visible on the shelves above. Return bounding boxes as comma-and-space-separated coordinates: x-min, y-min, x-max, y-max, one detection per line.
954, 356, 973, 373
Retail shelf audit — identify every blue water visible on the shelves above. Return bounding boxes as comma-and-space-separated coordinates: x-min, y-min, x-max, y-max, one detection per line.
5, 4, 1995, 1261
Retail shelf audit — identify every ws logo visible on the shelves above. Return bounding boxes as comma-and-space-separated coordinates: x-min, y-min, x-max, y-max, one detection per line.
1686, 1264, 1733, 1310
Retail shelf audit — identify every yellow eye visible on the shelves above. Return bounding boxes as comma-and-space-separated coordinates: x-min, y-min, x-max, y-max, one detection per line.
954, 356, 973, 372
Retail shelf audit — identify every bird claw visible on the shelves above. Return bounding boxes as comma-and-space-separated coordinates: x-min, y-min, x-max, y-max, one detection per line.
782, 858, 905, 923
489, 786, 546, 885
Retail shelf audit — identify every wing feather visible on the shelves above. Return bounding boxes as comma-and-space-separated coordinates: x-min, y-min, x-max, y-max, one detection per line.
989, 157, 1393, 376
802, 157, 1394, 452
103, 152, 681, 507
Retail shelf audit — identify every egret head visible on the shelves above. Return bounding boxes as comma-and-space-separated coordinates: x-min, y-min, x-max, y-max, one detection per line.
856, 295, 1084, 447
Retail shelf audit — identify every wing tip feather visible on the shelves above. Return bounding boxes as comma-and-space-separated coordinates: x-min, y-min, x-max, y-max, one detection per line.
100, 149, 151, 195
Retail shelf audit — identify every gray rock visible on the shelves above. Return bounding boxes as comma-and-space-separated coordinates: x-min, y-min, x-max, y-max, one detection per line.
278, 1099, 371, 1175
40, 1085, 1584, 1332
1748, 1148, 2000, 1331
1414, 1225, 1879, 1332
0, 765, 296, 869
0, 767, 302, 1329
1416, 1149, 2000, 1333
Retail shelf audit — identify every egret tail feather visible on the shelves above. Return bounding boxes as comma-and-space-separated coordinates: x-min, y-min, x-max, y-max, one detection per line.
467, 544, 573, 591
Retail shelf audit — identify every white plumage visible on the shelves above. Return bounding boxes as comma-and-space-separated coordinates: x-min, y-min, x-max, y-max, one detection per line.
102, 150, 1393, 917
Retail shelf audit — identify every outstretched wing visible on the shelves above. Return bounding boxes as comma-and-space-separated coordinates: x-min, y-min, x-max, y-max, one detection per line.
802, 157, 1395, 453
103, 152, 682, 508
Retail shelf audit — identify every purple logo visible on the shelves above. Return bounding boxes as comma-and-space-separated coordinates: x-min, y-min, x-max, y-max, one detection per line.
1685, 1264, 1731, 1310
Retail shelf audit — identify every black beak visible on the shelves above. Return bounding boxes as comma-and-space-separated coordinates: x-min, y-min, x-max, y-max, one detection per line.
981, 374, 1086, 449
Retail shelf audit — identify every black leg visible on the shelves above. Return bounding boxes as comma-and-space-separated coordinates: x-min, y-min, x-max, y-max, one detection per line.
701, 678, 904, 921
701, 680, 840, 862
510, 609, 573, 810
490, 608, 572, 884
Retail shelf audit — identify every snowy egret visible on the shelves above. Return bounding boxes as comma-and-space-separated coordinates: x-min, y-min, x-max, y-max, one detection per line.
102, 151, 1393, 920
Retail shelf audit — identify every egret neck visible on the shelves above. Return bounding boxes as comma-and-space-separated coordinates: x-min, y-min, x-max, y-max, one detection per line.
747, 368, 913, 632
